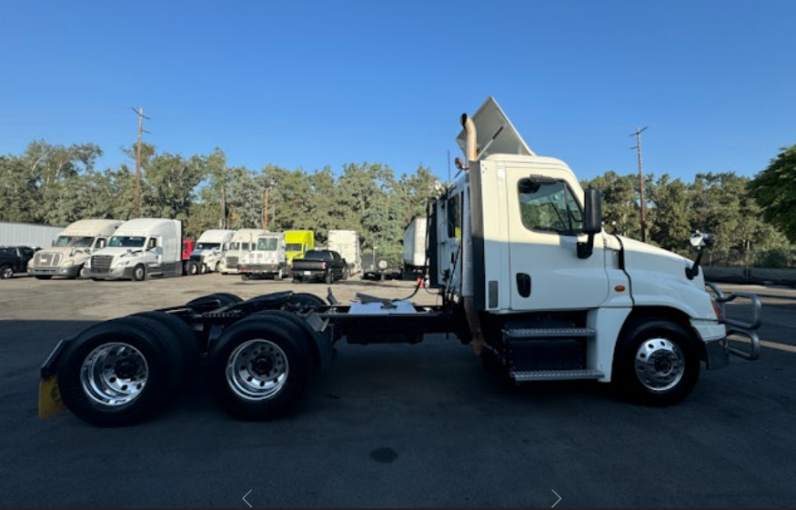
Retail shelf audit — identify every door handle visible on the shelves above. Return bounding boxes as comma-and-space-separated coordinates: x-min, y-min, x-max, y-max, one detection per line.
516, 273, 531, 298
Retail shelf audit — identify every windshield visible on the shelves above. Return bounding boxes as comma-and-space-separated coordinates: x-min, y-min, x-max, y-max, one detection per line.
285, 243, 302, 252
108, 236, 146, 248
257, 238, 279, 251
196, 242, 221, 250
229, 242, 252, 251
54, 236, 94, 248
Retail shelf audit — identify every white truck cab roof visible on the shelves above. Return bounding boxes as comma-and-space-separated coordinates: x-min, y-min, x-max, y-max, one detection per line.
197, 230, 235, 244
60, 219, 123, 237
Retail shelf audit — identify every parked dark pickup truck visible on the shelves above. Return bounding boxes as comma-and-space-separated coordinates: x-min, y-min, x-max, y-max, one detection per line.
290, 249, 348, 284
0, 246, 38, 279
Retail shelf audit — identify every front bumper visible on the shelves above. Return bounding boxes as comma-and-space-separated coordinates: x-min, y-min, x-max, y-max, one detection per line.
82, 266, 136, 280
239, 264, 280, 274
29, 265, 82, 278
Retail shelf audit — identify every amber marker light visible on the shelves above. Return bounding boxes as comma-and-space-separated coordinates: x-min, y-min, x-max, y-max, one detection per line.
614, 285, 626, 292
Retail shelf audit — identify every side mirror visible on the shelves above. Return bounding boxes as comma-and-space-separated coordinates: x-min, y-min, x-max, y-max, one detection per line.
686, 232, 714, 280
578, 188, 602, 259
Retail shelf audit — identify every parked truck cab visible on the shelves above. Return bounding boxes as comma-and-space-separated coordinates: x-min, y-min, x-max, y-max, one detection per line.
189, 229, 235, 274
284, 230, 315, 265
238, 232, 287, 280
220, 229, 268, 274
82, 218, 183, 281
28, 219, 123, 280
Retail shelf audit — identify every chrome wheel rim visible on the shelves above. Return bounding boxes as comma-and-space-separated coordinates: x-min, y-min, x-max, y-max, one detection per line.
227, 339, 289, 401
634, 338, 685, 392
80, 342, 149, 406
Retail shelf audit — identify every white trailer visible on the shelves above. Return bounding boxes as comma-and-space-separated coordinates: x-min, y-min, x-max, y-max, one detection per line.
81, 218, 183, 281
40, 97, 762, 427
28, 219, 123, 280
189, 229, 235, 274
328, 230, 362, 275
402, 217, 427, 278
220, 229, 269, 274
0, 221, 63, 249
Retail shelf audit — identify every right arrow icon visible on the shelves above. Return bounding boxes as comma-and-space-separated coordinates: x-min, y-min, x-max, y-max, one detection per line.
551, 490, 562, 508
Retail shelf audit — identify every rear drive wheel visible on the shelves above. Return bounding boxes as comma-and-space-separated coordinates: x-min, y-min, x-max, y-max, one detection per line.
57, 316, 184, 426
132, 264, 146, 282
209, 316, 312, 420
188, 262, 199, 276
613, 318, 700, 406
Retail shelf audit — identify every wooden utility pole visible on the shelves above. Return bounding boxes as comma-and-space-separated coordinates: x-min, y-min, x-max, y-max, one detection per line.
131, 107, 150, 218
263, 187, 269, 230
630, 126, 648, 243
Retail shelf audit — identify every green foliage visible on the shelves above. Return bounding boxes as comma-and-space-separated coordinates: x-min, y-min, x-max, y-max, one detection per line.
749, 144, 796, 243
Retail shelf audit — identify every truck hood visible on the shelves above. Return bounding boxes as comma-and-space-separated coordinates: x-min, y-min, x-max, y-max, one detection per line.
191, 248, 222, 258
92, 247, 146, 259
38, 246, 92, 258
618, 235, 703, 287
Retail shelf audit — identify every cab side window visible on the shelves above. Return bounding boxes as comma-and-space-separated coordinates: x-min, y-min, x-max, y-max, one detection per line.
147, 238, 157, 249
518, 179, 583, 236
447, 193, 461, 239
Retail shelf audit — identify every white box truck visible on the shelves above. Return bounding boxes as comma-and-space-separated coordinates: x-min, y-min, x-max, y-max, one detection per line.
402, 217, 427, 279
28, 219, 122, 280
238, 231, 287, 280
41, 97, 763, 427
188, 229, 235, 274
81, 218, 183, 281
328, 229, 362, 276
220, 229, 269, 274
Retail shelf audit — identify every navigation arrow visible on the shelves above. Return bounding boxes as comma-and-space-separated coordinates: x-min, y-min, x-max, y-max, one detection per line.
551, 489, 562, 508
243, 489, 252, 508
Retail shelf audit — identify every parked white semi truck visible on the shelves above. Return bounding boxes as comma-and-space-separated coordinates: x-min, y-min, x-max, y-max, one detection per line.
81, 218, 184, 281
238, 231, 288, 280
40, 97, 761, 427
188, 229, 235, 274
28, 219, 122, 280
220, 229, 268, 274
328, 229, 362, 276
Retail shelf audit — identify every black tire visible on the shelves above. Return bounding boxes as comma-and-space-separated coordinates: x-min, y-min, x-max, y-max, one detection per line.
132, 264, 146, 282
293, 276, 303, 284
57, 316, 184, 426
612, 318, 700, 406
182, 261, 190, 276
275, 268, 283, 280
199, 263, 208, 275
34, 275, 53, 280
0, 265, 13, 279
285, 292, 326, 311
342, 266, 349, 281
186, 292, 243, 312
131, 311, 201, 371
188, 262, 199, 276
241, 273, 251, 281
324, 271, 333, 285
209, 316, 313, 420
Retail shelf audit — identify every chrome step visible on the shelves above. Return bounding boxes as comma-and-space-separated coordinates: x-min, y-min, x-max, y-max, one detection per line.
510, 369, 604, 382
503, 327, 596, 339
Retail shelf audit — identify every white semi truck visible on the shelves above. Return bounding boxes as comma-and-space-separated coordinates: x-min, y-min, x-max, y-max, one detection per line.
28, 219, 122, 280
40, 97, 761, 427
220, 229, 269, 274
81, 218, 184, 281
188, 229, 235, 274
238, 231, 288, 280
328, 229, 362, 276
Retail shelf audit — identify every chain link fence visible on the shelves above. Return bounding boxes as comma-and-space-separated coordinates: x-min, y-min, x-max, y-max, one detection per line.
702, 249, 796, 269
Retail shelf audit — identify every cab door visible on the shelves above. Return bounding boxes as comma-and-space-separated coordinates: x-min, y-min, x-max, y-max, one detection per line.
507, 174, 609, 311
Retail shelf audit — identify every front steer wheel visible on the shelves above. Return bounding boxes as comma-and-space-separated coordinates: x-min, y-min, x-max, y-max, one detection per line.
209, 316, 313, 420
56, 316, 186, 427
612, 318, 700, 406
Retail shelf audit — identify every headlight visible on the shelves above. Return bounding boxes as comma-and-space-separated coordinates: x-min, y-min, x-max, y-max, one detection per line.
117, 260, 130, 267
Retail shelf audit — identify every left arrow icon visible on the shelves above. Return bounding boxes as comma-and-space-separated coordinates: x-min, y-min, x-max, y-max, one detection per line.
243, 490, 253, 508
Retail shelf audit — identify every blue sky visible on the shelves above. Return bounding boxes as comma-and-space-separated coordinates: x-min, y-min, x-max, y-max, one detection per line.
1, 0, 794, 184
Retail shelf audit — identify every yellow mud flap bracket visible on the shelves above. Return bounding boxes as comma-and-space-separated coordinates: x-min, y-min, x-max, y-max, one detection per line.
38, 338, 70, 419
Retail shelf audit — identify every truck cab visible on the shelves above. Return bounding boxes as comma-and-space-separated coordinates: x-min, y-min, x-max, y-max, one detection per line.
189, 229, 235, 274
82, 218, 183, 281
284, 230, 315, 266
220, 229, 268, 274
238, 232, 287, 280
28, 219, 122, 280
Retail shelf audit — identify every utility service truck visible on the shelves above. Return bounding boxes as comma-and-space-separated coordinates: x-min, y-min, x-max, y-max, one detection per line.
39, 97, 761, 427
238, 232, 288, 280
220, 229, 269, 274
28, 219, 122, 280
328, 229, 362, 276
284, 230, 315, 265
188, 229, 235, 274
81, 218, 184, 281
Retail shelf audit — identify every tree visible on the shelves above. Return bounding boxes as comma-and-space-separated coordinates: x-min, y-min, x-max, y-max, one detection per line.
749, 144, 796, 243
